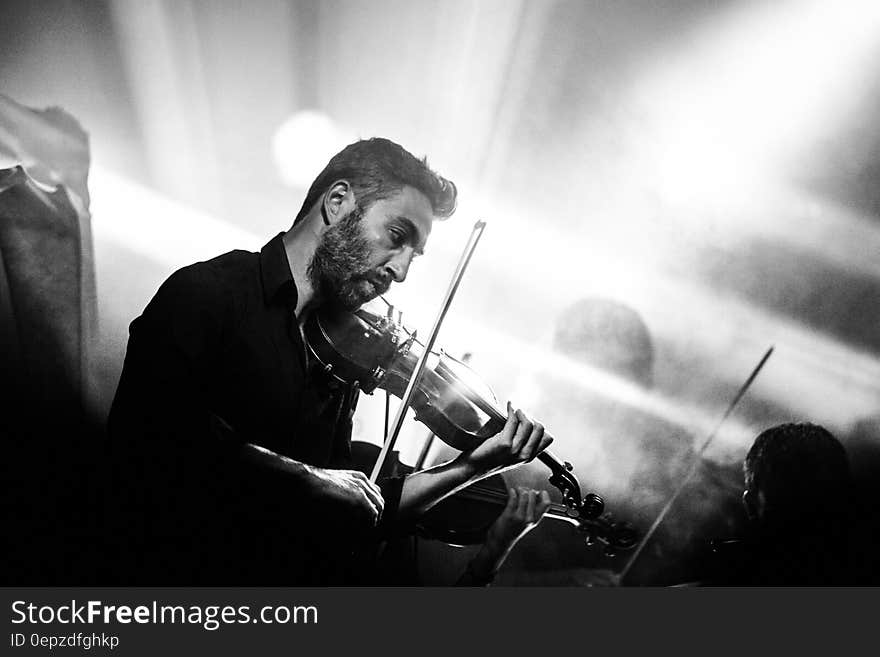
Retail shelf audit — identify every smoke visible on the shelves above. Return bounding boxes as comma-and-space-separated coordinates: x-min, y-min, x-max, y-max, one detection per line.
492, 298, 750, 584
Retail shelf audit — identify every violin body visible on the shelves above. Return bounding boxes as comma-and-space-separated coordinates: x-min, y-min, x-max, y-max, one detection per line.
304, 305, 504, 450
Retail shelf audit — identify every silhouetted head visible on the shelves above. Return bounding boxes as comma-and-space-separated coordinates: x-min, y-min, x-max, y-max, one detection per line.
743, 423, 852, 531
553, 298, 653, 387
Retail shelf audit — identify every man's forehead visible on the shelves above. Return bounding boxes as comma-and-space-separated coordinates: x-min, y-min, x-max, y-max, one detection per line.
378, 186, 434, 237
390, 186, 434, 217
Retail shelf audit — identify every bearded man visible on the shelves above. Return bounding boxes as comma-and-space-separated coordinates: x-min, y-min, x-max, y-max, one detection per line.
104, 138, 551, 584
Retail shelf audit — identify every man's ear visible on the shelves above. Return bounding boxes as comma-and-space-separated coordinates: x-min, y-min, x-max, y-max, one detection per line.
322, 180, 355, 225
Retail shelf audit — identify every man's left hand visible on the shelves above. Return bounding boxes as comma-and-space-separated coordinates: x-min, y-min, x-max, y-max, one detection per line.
464, 402, 553, 473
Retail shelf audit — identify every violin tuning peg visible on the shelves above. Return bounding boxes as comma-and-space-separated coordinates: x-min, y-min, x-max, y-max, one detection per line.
603, 547, 616, 558
581, 493, 604, 519
584, 534, 596, 547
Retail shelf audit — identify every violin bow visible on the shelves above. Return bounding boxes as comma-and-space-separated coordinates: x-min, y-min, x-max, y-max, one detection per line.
617, 345, 774, 583
369, 220, 488, 483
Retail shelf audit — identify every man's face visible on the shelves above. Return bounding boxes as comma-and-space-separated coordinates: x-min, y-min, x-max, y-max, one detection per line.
309, 185, 433, 310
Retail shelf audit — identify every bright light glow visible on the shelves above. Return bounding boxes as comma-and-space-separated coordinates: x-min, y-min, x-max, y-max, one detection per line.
382, 216, 879, 442
456, 317, 759, 453
362, 283, 761, 458
633, 0, 880, 207
272, 110, 353, 188
89, 166, 262, 270
378, 191, 880, 437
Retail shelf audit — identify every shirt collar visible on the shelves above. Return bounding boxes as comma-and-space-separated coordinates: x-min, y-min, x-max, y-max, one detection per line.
260, 232, 298, 309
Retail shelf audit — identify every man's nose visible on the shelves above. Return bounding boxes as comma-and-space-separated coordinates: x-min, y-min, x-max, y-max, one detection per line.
385, 251, 413, 283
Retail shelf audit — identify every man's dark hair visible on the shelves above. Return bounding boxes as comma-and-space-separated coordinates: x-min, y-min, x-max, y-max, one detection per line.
293, 138, 457, 224
744, 423, 851, 523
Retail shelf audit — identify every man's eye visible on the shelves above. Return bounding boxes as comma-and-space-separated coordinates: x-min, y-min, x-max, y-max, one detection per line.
388, 228, 405, 246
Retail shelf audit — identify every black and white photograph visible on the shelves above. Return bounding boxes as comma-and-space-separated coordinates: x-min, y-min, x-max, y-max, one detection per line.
3, 0, 879, 605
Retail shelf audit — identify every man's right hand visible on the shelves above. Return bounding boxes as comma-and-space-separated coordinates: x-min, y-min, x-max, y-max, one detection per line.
303, 465, 385, 526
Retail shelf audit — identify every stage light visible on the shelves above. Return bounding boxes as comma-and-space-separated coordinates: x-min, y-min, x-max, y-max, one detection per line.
89, 166, 261, 270
633, 0, 880, 209
271, 110, 352, 188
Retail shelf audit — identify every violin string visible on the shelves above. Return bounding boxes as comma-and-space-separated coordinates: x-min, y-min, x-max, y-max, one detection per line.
463, 484, 507, 503
454, 483, 568, 516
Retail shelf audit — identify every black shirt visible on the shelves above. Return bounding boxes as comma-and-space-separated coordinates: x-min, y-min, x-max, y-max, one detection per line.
106, 233, 396, 583
110, 232, 356, 461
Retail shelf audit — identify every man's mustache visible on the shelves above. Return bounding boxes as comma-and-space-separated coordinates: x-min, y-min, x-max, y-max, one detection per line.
369, 274, 392, 296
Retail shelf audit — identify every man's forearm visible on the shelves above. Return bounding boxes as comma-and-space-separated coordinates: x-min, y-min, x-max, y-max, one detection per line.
397, 451, 484, 520
239, 440, 452, 519
398, 404, 552, 521
240, 442, 311, 478
235, 442, 319, 497
240, 442, 386, 525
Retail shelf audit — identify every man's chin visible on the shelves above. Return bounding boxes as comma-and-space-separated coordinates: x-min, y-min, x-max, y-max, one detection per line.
334, 280, 379, 311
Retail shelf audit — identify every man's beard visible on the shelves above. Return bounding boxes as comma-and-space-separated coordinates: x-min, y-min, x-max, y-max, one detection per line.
307, 206, 386, 310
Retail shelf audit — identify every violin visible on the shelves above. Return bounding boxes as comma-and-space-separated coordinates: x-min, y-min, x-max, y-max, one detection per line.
350, 440, 638, 554
304, 301, 636, 548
